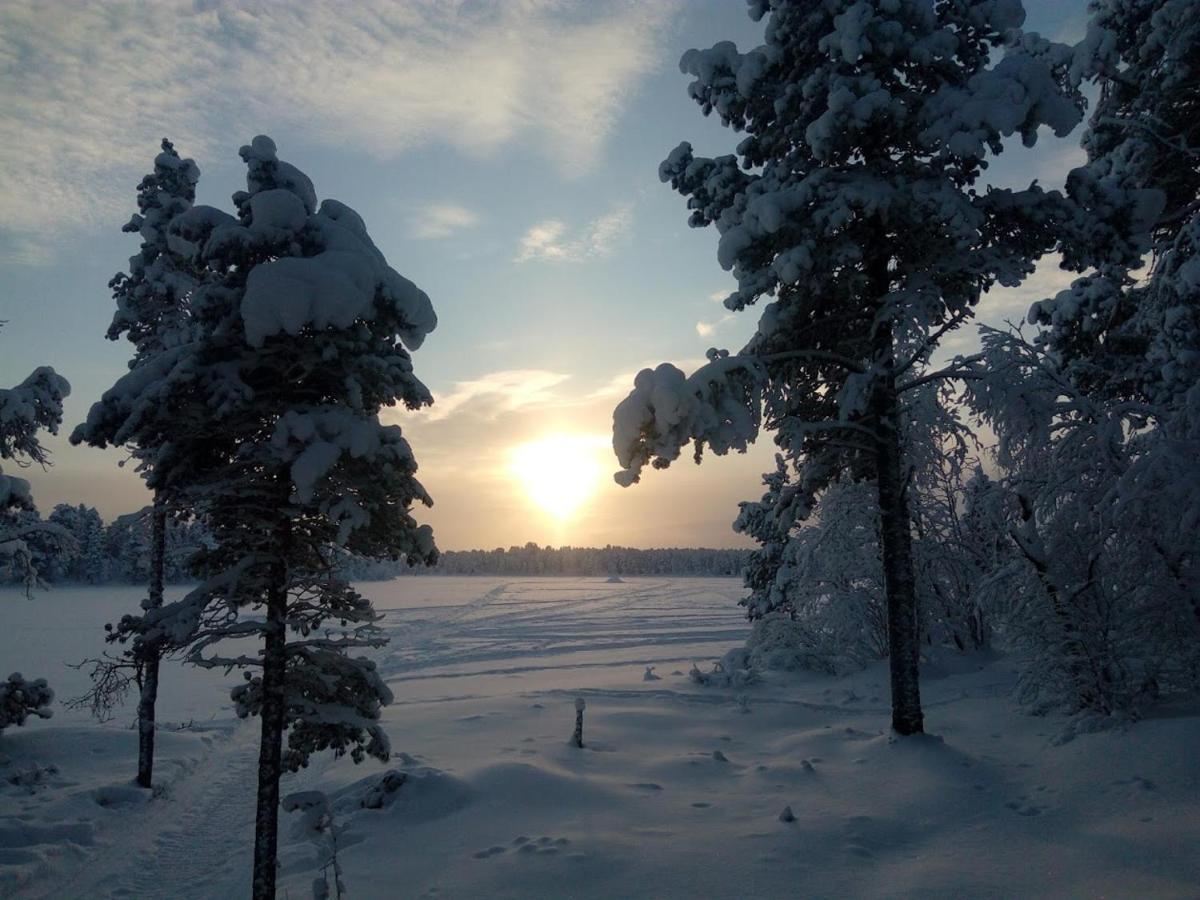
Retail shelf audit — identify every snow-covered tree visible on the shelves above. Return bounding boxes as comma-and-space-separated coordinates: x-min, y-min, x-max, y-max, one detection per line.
1032, 0, 1199, 408
740, 475, 889, 668
72, 138, 202, 789
612, 0, 1084, 734
47, 504, 108, 582
0, 335, 71, 596
111, 135, 438, 899
0, 325, 70, 733
956, 0, 1200, 722
964, 327, 1199, 721
737, 436, 996, 674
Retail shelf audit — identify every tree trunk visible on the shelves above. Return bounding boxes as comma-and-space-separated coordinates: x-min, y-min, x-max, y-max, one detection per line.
136, 497, 167, 789
252, 525, 290, 900
867, 238, 924, 736
873, 377, 925, 735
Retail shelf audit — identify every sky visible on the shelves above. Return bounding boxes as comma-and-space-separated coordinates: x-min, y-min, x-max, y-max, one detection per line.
0, 0, 1089, 550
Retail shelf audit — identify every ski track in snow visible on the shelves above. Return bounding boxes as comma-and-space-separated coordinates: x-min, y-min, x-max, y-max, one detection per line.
48, 722, 262, 900
376, 579, 746, 681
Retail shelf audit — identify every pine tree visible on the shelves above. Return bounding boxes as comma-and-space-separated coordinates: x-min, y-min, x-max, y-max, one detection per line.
612, 0, 1084, 734
72, 138, 202, 788
0, 325, 71, 732
116, 135, 438, 899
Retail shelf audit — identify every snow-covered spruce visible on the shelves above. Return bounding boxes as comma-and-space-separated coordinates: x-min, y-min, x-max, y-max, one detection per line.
612, 0, 1085, 734
108, 135, 438, 900
71, 138, 205, 789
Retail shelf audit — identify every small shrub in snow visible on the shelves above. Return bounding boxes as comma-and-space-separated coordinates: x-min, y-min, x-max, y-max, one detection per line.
283, 791, 345, 900
744, 613, 859, 677
359, 770, 407, 810
0, 673, 54, 732
6, 762, 57, 792
689, 653, 758, 689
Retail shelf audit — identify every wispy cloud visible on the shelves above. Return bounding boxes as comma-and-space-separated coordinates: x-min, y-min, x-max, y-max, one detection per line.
696, 315, 735, 338
515, 202, 633, 263
0, 1, 676, 246
420, 369, 571, 422
409, 203, 480, 240
584, 357, 710, 402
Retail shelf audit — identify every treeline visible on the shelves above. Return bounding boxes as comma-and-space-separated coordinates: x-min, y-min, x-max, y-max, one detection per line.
349, 543, 751, 578
1, 504, 209, 586
2, 505, 748, 584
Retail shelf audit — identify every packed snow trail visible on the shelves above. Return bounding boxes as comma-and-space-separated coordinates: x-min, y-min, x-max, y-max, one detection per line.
46, 721, 263, 900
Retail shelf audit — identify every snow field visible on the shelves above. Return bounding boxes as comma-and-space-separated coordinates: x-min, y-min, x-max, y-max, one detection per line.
2, 578, 1199, 898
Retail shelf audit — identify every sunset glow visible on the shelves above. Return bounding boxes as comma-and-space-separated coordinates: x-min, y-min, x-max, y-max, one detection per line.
509, 434, 606, 521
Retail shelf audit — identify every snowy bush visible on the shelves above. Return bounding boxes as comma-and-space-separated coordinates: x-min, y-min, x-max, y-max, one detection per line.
0, 673, 54, 733
966, 329, 1200, 719
743, 613, 860, 677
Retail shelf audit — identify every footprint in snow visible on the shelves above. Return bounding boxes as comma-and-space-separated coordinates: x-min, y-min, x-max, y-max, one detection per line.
472, 845, 507, 859
1004, 798, 1047, 816
630, 782, 663, 792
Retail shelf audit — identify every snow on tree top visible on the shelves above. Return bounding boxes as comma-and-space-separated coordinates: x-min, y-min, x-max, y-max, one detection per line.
241, 196, 436, 350
238, 134, 318, 214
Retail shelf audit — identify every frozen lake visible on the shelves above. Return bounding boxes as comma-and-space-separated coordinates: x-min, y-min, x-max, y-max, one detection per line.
2, 577, 750, 724
4, 578, 1198, 899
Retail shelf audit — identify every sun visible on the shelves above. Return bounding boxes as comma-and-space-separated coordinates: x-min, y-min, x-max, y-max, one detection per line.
509, 434, 606, 521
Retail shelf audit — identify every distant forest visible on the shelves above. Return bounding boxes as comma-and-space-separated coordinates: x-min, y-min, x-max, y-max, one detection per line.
1, 503, 750, 585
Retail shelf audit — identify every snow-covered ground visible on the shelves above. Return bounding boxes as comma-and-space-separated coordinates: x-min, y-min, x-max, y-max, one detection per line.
3, 578, 1198, 898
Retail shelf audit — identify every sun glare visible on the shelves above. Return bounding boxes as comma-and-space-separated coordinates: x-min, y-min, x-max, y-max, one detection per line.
510, 434, 606, 521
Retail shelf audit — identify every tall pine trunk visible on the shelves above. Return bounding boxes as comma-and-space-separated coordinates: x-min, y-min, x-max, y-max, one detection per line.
136, 497, 166, 788
252, 522, 290, 900
873, 377, 924, 734
868, 244, 924, 735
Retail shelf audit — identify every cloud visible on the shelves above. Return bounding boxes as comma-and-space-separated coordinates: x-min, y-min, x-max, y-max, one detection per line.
0, 1, 676, 244
418, 369, 571, 422
583, 356, 710, 402
934, 257, 1079, 361
516, 220, 571, 262
409, 203, 480, 240
696, 314, 734, 337
515, 202, 633, 262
